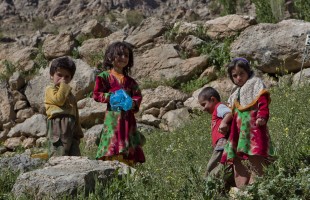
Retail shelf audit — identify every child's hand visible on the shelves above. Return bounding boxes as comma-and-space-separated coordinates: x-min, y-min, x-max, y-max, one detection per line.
218, 122, 229, 135
256, 118, 266, 126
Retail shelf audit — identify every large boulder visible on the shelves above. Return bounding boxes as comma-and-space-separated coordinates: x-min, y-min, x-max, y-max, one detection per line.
133, 44, 208, 82
141, 86, 190, 111
12, 156, 134, 199
125, 17, 166, 47
7, 114, 47, 138
42, 33, 76, 60
231, 19, 310, 73
204, 14, 256, 39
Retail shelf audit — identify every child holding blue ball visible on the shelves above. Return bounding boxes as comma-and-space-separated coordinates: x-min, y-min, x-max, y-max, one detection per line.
93, 41, 145, 165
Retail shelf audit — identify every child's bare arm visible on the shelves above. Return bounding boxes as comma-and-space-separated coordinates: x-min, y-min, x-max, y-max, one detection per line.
218, 112, 233, 135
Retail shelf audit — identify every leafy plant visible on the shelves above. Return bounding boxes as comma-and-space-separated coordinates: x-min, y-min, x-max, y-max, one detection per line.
219, 0, 237, 15
180, 76, 210, 94
0, 60, 16, 81
0, 169, 20, 199
163, 23, 180, 43
196, 37, 233, 73
107, 12, 117, 22
32, 17, 46, 31
89, 52, 104, 69
139, 77, 179, 90
72, 47, 80, 59
293, 0, 310, 22
252, 0, 277, 23
126, 10, 144, 27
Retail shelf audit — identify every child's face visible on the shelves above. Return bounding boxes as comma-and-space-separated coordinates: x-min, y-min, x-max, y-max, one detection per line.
113, 48, 129, 70
199, 97, 217, 114
51, 67, 72, 86
231, 66, 249, 87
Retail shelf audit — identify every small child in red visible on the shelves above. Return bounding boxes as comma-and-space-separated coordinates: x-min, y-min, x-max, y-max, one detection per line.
198, 87, 233, 178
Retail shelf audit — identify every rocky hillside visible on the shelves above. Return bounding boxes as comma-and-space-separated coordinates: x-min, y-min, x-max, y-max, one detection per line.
0, 0, 257, 37
0, 1, 310, 199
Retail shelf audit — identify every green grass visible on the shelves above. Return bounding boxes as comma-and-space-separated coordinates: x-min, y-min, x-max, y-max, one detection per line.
88, 84, 310, 199
1, 85, 309, 199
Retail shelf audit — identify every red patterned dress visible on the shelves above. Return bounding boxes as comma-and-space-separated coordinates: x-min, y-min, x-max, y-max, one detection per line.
93, 71, 145, 164
222, 76, 274, 163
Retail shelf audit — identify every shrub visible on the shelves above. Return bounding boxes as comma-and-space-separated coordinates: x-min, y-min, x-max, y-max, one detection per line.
293, 0, 310, 22
163, 23, 180, 43
0, 169, 20, 199
196, 37, 233, 73
252, 0, 277, 23
107, 12, 117, 22
180, 77, 210, 94
32, 17, 46, 31
0, 60, 16, 81
219, 0, 237, 15
126, 10, 144, 27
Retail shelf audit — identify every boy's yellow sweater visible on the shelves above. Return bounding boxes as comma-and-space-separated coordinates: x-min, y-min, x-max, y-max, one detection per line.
44, 83, 79, 119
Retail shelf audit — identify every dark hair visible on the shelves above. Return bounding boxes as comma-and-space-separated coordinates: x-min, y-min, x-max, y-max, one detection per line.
102, 41, 134, 76
50, 56, 76, 77
198, 87, 221, 102
227, 57, 253, 84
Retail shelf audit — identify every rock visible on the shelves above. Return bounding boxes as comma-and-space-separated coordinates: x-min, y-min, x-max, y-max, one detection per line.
143, 107, 160, 117
9, 72, 26, 90
141, 114, 161, 127
12, 156, 134, 199
3, 137, 23, 150
0, 153, 45, 173
22, 137, 36, 149
14, 100, 28, 111
126, 17, 166, 47
231, 19, 310, 73
81, 19, 112, 38
36, 137, 48, 148
42, 33, 76, 60
16, 107, 34, 122
160, 107, 191, 132
8, 114, 47, 138
141, 86, 190, 111
0, 129, 8, 142
204, 14, 256, 39
77, 97, 106, 128
292, 68, 310, 87
83, 124, 103, 149
0, 82, 15, 127
133, 44, 208, 82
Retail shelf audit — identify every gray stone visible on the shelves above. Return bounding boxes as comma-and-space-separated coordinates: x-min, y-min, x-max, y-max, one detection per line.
12, 156, 134, 199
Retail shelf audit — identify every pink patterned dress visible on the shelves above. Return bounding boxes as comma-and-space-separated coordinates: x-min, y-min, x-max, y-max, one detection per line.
93, 71, 145, 164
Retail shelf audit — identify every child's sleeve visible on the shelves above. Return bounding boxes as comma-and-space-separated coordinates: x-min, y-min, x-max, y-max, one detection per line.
131, 80, 142, 113
93, 76, 111, 103
217, 104, 231, 118
45, 83, 71, 106
257, 94, 270, 121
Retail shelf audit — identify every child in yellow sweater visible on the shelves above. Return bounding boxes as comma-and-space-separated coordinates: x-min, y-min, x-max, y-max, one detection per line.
44, 56, 83, 157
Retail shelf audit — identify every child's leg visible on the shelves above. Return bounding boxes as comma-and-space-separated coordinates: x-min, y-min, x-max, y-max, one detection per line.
233, 156, 251, 188
248, 155, 267, 184
48, 116, 75, 157
69, 138, 81, 156
205, 150, 223, 177
49, 140, 65, 157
